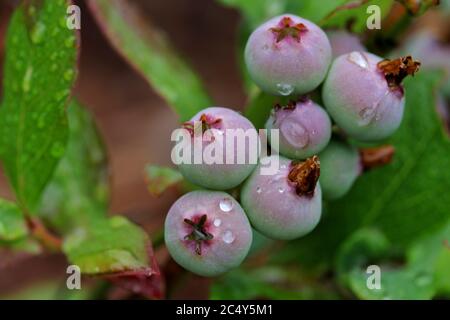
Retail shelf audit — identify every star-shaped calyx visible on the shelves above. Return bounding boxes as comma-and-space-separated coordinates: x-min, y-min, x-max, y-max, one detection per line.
270, 16, 308, 43
184, 214, 213, 255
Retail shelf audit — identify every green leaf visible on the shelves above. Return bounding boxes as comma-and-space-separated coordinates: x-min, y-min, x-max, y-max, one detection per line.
336, 224, 450, 299
275, 72, 450, 269
144, 165, 183, 197
0, 198, 27, 242
63, 216, 150, 274
87, 0, 211, 121
38, 101, 109, 233
0, 0, 78, 211
211, 266, 339, 300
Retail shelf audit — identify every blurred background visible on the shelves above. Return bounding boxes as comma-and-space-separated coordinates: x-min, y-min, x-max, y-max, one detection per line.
0, 0, 449, 299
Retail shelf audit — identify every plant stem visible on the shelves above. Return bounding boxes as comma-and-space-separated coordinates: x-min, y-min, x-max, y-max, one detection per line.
26, 216, 62, 251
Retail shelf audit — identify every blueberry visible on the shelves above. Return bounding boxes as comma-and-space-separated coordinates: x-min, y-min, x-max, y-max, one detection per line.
319, 140, 361, 200
245, 14, 332, 96
175, 107, 257, 190
326, 30, 366, 59
265, 98, 332, 159
165, 190, 252, 276
322, 52, 420, 142
240, 155, 322, 240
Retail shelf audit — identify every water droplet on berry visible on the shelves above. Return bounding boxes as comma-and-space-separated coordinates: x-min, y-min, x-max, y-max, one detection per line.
256, 187, 262, 194
358, 107, 377, 126
348, 51, 369, 69
276, 83, 294, 96
219, 198, 233, 212
280, 118, 309, 148
278, 187, 285, 193
213, 218, 222, 227
222, 230, 235, 244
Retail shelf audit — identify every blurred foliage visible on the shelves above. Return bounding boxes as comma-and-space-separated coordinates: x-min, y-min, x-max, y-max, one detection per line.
144, 165, 183, 197
0, 0, 449, 300
0, 0, 77, 212
87, 0, 212, 121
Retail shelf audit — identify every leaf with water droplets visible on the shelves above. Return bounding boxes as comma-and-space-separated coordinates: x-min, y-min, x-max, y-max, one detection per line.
336, 225, 450, 299
63, 216, 164, 299
37, 101, 109, 233
0, 0, 78, 212
87, 0, 211, 121
0, 198, 28, 242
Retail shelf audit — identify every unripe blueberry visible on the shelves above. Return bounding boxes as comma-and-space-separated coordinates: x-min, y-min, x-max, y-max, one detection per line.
176, 107, 257, 190
265, 98, 332, 159
241, 155, 322, 240
165, 190, 252, 277
322, 52, 420, 142
244, 14, 332, 96
326, 30, 366, 59
319, 140, 361, 200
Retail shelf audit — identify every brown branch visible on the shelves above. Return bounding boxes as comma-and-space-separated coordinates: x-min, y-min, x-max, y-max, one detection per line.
26, 217, 62, 251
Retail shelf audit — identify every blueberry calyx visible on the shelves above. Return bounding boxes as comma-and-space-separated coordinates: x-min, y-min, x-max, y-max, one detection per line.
288, 155, 320, 197
270, 17, 308, 43
377, 56, 421, 89
184, 214, 213, 255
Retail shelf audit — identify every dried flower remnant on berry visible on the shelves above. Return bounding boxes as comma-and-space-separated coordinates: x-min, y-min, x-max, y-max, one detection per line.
183, 214, 213, 255
182, 114, 222, 136
360, 145, 395, 171
270, 16, 308, 43
288, 155, 320, 197
377, 56, 421, 89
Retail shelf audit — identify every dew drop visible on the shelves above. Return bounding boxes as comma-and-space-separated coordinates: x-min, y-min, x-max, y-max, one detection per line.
278, 187, 285, 194
64, 69, 74, 81
213, 218, 222, 227
51, 142, 65, 158
219, 198, 233, 212
22, 66, 33, 93
65, 36, 75, 48
280, 118, 309, 148
31, 21, 46, 44
348, 51, 369, 69
50, 64, 58, 72
222, 230, 235, 244
358, 107, 377, 126
276, 83, 294, 96
256, 187, 262, 194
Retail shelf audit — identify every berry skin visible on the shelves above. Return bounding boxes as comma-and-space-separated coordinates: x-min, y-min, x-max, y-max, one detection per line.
240, 155, 322, 240
322, 52, 420, 142
326, 30, 366, 59
176, 107, 257, 190
265, 98, 332, 160
165, 190, 252, 277
244, 14, 332, 96
319, 140, 361, 200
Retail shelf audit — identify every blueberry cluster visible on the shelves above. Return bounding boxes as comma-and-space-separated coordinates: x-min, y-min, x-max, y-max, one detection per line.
165, 14, 419, 277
